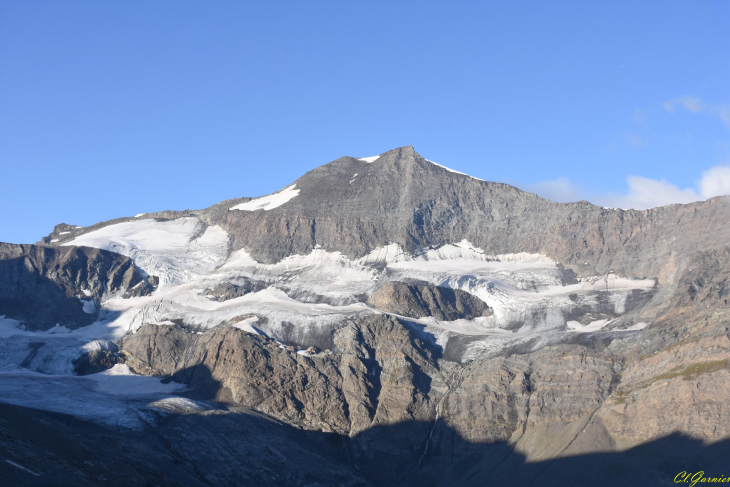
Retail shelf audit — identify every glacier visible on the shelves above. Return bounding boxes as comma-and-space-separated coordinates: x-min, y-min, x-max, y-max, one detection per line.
2, 216, 656, 381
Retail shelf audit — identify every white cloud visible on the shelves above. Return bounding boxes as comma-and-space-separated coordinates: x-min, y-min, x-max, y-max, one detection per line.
525, 164, 730, 210
601, 176, 701, 209
699, 165, 730, 199
663, 95, 704, 113
625, 133, 648, 148
662, 95, 730, 127
712, 104, 730, 127
520, 177, 584, 203
632, 109, 646, 124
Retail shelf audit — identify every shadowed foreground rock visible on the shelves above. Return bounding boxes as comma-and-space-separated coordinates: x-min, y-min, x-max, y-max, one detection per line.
3, 400, 730, 487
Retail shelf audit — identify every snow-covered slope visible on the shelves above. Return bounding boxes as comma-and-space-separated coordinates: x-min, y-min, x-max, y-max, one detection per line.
2, 214, 657, 381
62, 218, 229, 287
229, 184, 300, 211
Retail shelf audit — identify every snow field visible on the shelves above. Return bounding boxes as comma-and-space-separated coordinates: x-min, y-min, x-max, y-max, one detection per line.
229, 184, 300, 211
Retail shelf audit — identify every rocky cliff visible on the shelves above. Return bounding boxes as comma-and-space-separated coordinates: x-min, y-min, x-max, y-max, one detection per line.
367, 281, 492, 320
0, 242, 156, 330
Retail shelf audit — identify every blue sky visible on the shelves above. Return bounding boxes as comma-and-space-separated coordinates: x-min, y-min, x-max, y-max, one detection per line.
1, 1, 728, 244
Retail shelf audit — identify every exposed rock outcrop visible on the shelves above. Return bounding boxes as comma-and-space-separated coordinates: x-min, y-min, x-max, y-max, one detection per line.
367, 281, 492, 320
0, 242, 156, 330
206, 282, 248, 302
72, 348, 125, 376
598, 334, 730, 448
122, 315, 442, 437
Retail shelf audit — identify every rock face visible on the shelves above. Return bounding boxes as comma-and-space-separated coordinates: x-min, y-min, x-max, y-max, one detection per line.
110, 234, 730, 484
0, 242, 156, 330
115, 303, 730, 485
122, 315, 441, 438
121, 324, 197, 377
367, 281, 491, 320
196, 147, 730, 284
206, 282, 248, 302
598, 335, 730, 449
72, 348, 125, 376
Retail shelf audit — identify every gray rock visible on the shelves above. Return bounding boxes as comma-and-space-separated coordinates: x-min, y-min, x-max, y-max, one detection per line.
72, 348, 124, 376
193, 146, 730, 289
0, 242, 156, 330
205, 282, 248, 302
122, 324, 198, 377
367, 281, 491, 320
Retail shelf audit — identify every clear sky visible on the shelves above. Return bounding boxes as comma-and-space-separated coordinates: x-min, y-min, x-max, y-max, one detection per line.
1, 1, 728, 244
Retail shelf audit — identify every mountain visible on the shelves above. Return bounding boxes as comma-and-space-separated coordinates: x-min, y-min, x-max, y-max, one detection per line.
2, 146, 729, 486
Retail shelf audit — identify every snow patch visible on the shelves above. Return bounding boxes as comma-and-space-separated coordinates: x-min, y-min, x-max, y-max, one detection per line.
0, 316, 24, 338
80, 299, 96, 314
59, 231, 70, 235
453, 239, 484, 254
425, 159, 484, 181
86, 364, 187, 395
5, 460, 40, 477
0, 317, 76, 338
62, 218, 230, 287
45, 324, 72, 334
566, 319, 612, 333
134, 213, 146, 218
231, 316, 262, 335
620, 321, 649, 331
230, 184, 300, 211
50, 239, 59, 243
147, 397, 214, 414
221, 247, 379, 304
358, 156, 380, 163
567, 319, 649, 333
356, 243, 407, 266
0, 364, 189, 429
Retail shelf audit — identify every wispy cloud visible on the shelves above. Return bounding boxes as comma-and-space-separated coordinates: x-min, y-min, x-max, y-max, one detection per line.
663, 95, 704, 113
715, 105, 730, 126
631, 109, 646, 124
625, 133, 648, 148
662, 95, 730, 127
521, 177, 584, 203
523, 164, 730, 210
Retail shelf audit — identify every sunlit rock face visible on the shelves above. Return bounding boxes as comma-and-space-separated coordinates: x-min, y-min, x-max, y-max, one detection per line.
2, 147, 730, 485
367, 281, 492, 321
